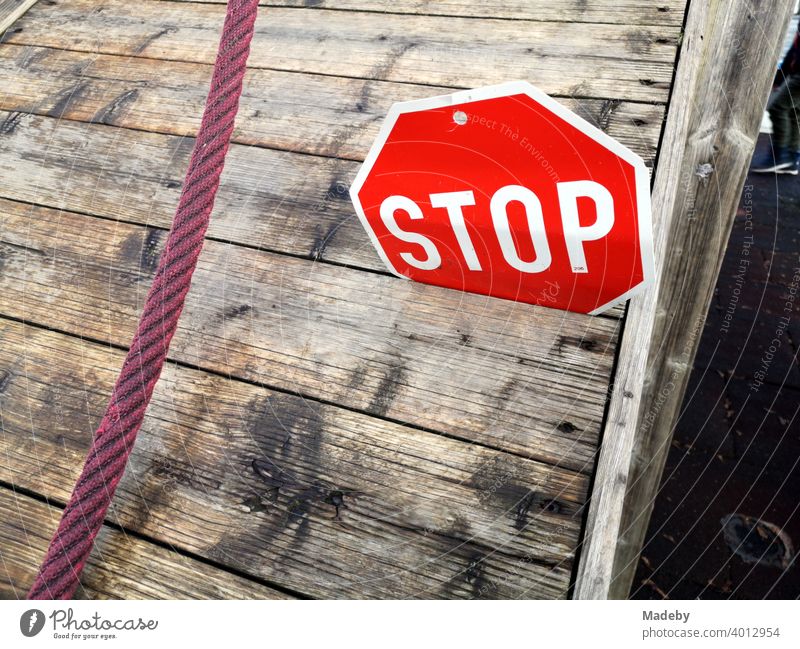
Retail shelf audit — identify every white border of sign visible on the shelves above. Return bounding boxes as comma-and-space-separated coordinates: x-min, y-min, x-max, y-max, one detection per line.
349, 80, 655, 316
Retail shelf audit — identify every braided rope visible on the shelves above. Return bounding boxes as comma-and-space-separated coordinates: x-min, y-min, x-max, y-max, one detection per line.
28, 0, 259, 599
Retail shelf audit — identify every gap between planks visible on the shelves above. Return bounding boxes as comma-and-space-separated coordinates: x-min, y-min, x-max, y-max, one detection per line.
164, 0, 687, 28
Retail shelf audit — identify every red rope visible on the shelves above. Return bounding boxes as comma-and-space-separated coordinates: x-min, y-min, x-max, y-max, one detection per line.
28, 0, 259, 599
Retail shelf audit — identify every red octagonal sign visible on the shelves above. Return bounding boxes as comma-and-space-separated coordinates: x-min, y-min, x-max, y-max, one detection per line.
349, 82, 654, 315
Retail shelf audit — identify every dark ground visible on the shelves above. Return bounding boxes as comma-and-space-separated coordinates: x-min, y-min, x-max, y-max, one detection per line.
631, 133, 800, 599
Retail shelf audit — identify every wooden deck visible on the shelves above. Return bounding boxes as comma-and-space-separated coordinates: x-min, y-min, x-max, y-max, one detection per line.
0, 0, 686, 598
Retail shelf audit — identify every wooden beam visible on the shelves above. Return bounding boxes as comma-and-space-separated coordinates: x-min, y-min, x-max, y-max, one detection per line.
574, 0, 796, 599
0, 0, 37, 34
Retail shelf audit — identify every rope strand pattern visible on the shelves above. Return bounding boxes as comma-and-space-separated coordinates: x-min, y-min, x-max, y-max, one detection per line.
28, 0, 259, 599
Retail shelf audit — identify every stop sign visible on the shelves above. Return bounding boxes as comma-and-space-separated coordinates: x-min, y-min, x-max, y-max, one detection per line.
349, 81, 654, 315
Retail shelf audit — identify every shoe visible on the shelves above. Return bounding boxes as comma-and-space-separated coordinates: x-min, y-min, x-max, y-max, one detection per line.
783, 151, 800, 176
752, 147, 797, 174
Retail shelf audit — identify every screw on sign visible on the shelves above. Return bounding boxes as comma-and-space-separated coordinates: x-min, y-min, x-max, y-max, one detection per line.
349, 81, 654, 315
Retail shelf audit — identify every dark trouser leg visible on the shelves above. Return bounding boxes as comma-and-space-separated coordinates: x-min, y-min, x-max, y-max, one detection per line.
768, 74, 800, 151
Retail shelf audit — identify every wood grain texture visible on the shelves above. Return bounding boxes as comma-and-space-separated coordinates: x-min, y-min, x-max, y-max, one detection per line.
0, 489, 293, 599
574, 0, 796, 599
0, 197, 618, 470
2, 0, 679, 102
0, 0, 37, 34
0, 318, 587, 598
0, 44, 665, 163
168, 0, 687, 26
0, 110, 383, 272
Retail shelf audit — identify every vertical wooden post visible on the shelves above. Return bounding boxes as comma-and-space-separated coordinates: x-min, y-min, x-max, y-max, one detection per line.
575, 0, 795, 599
0, 0, 39, 34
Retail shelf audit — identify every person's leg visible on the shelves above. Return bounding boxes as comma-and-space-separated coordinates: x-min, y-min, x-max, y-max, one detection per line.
754, 80, 798, 173
784, 74, 800, 152
768, 79, 794, 151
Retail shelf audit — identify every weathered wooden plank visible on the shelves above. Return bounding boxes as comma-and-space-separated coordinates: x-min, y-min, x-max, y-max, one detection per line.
0, 0, 37, 34
168, 0, 687, 26
0, 197, 617, 470
3, 0, 678, 102
0, 45, 665, 163
0, 110, 384, 272
574, 0, 796, 599
0, 489, 293, 599
0, 318, 586, 598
